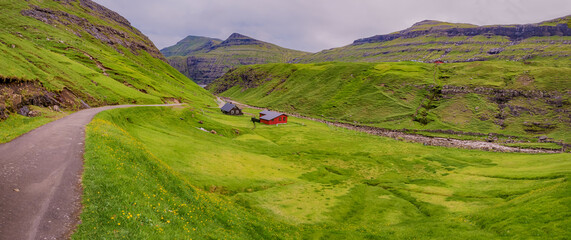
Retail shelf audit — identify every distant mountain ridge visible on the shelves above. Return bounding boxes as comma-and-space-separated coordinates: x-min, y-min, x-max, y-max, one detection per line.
161, 33, 309, 85
298, 15, 571, 63
353, 17, 571, 45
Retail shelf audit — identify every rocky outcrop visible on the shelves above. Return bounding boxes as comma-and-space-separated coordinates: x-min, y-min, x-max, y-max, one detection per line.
441, 85, 563, 101
182, 56, 232, 85
0, 77, 89, 120
208, 67, 273, 94
21, 2, 165, 61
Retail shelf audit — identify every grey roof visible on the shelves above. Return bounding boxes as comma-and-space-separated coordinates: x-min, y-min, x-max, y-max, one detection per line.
259, 110, 286, 121
259, 110, 272, 115
221, 103, 237, 112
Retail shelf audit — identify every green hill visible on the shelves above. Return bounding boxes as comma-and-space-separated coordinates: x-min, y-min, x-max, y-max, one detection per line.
162, 33, 309, 85
298, 16, 571, 63
209, 61, 571, 145
0, 0, 213, 121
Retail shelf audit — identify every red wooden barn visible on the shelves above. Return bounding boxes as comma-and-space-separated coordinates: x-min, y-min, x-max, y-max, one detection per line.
259, 110, 288, 125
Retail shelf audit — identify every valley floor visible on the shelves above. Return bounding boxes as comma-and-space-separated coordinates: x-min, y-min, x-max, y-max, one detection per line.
72, 105, 570, 239
222, 97, 562, 154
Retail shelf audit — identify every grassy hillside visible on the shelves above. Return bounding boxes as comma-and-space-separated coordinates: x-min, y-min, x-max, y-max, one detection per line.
163, 33, 309, 85
0, 0, 213, 141
74, 106, 570, 239
0, 0, 212, 106
298, 16, 571, 63
209, 61, 571, 145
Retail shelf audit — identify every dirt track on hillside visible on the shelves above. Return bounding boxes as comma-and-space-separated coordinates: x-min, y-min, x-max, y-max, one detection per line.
221, 97, 563, 154
0, 104, 181, 240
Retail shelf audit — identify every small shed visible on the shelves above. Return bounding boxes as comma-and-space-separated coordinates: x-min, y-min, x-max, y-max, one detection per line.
259, 110, 287, 125
220, 103, 243, 115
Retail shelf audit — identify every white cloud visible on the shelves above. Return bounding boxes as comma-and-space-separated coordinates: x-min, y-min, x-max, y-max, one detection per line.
92, 0, 571, 52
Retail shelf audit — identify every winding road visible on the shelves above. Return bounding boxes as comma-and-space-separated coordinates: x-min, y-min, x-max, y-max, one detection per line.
0, 104, 180, 240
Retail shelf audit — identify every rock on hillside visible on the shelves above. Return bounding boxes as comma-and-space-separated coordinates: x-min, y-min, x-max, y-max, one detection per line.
299, 15, 571, 63
162, 33, 309, 85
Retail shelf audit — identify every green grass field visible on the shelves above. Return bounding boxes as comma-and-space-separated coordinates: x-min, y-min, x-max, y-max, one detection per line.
73, 106, 570, 239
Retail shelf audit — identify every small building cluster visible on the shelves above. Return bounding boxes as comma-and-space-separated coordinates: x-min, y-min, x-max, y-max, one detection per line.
220, 103, 243, 115
219, 102, 287, 125
259, 110, 287, 125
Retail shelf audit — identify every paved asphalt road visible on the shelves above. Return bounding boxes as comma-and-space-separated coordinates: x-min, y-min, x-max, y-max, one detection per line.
0, 104, 181, 240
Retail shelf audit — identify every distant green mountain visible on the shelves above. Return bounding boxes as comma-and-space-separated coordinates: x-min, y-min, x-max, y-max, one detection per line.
162, 33, 309, 85
161, 35, 222, 57
0, 0, 212, 119
299, 16, 571, 63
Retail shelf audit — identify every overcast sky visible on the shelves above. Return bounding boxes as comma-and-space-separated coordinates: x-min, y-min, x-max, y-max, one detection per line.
92, 0, 570, 53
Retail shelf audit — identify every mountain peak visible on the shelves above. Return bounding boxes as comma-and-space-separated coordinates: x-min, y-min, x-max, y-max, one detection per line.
218, 33, 265, 47
404, 20, 478, 32
160, 35, 222, 57
227, 33, 253, 40
412, 20, 446, 27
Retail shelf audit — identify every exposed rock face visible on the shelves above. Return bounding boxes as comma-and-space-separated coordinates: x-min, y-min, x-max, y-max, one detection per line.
353, 22, 571, 45
0, 77, 88, 120
21, 1, 165, 61
441, 85, 561, 100
183, 56, 231, 85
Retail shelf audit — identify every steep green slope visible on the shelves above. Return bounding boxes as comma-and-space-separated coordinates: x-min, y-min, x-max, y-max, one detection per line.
75, 106, 570, 239
0, 0, 213, 118
162, 33, 309, 85
299, 16, 571, 63
209, 61, 571, 145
